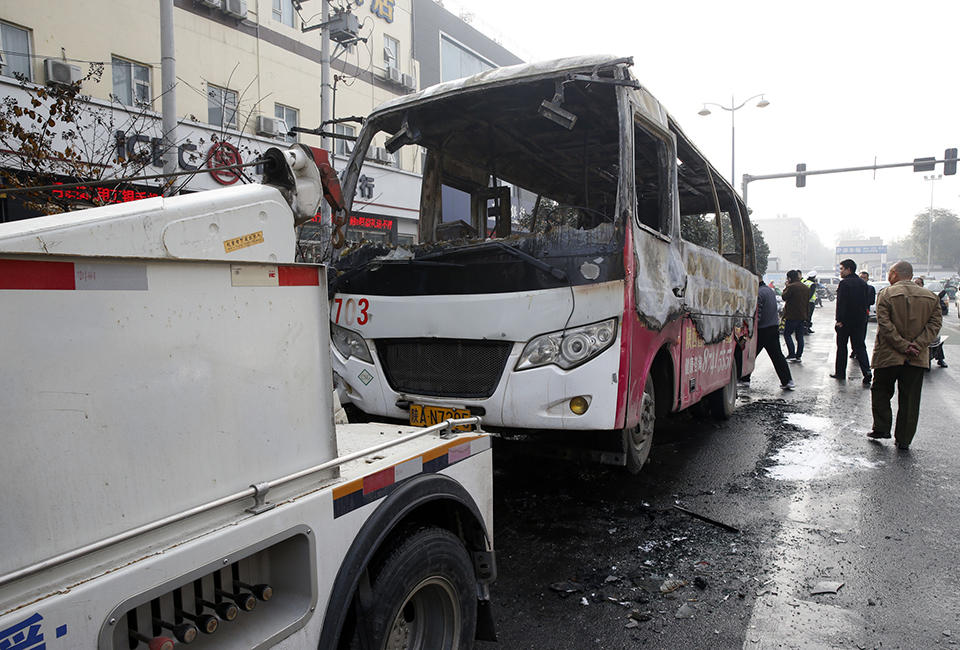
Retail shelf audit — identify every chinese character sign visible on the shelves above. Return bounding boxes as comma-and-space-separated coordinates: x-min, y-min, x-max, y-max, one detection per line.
370, 0, 395, 22
0, 612, 69, 649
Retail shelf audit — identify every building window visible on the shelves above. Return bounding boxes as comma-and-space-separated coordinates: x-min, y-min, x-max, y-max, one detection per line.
208, 84, 238, 130
274, 103, 298, 143
440, 35, 493, 82
0, 21, 32, 81
272, 0, 295, 27
111, 56, 151, 108
334, 124, 355, 157
384, 35, 399, 73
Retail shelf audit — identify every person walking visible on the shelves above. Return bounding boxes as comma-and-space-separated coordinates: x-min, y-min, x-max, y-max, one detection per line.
782, 270, 810, 362
801, 273, 819, 334
867, 261, 942, 449
744, 278, 795, 389
830, 259, 871, 385
852, 271, 877, 359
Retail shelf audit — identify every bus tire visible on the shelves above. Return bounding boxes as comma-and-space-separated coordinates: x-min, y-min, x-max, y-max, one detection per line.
366, 526, 476, 650
624, 375, 656, 473
708, 361, 737, 420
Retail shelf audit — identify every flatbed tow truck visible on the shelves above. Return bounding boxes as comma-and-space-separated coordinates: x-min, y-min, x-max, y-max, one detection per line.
0, 145, 495, 649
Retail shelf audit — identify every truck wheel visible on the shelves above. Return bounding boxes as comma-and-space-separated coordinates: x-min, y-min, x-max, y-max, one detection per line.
623, 375, 656, 474
708, 362, 737, 420
366, 527, 476, 650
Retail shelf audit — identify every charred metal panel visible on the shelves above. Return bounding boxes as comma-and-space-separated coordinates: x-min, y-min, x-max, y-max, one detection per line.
680, 241, 758, 344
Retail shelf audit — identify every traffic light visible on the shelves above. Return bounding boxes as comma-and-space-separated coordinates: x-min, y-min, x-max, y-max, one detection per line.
796, 163, 806, 187
945, 148, 958, 175
913, 157, 936, 172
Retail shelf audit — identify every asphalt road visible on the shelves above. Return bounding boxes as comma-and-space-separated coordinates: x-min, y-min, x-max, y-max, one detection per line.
479, 304, 960, 649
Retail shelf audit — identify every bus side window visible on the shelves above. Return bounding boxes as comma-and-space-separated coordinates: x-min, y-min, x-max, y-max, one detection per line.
634, 118, 670, 236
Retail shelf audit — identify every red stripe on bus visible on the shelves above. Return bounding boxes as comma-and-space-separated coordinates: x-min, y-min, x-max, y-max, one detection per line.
363, 466, 395, 494
278, 266, 319, 286
0, 259, 76, 290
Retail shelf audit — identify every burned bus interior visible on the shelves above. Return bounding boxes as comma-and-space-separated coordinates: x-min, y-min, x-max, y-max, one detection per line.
330, 60, 755, 298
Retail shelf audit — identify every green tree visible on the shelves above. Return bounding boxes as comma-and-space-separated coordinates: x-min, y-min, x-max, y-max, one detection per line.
908, 208, 960, 272
681, 213, 769, 276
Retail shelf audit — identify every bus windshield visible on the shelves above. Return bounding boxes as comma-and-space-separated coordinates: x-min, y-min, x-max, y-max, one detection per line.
332, 66, 629, 296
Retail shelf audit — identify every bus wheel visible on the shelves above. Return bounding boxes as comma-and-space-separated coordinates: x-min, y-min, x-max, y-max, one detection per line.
367, 527, 476, 650
708, 362, 737, 420
624, 375, 656, 474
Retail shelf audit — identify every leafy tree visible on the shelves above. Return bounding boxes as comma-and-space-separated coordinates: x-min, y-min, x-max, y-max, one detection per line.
908, 208, 960, 272
681, 213, 769, 276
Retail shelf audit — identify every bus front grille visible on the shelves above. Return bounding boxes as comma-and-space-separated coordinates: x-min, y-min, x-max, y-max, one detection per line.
376, 338, 512, 399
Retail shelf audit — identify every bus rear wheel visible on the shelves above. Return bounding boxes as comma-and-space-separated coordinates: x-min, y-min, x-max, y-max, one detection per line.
707, 361, 737, 420
623, 375, 656, 474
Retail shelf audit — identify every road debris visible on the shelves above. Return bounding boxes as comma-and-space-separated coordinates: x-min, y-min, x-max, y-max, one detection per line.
549, 580, 583, 596
810, 581, 844, 595
673, 505, 741, 533
660, 578, 686, 593
675, 603, 696, 619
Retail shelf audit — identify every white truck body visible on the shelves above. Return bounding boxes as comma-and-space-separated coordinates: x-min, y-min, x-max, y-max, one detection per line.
0, 147, 495, 649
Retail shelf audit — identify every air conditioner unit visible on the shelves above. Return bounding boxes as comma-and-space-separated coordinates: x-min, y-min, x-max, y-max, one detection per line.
197, 0, 220, 8
401, 73, 416, 91
386, 67, 401, 84
222, 0, 247, 19
256, 115, 286, 138
44, 59, 82, 87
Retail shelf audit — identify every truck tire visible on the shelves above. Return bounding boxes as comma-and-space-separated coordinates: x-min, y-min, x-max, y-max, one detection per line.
623, 375, 656, 474
366, 527, 476, 650
707, 361, 737, 420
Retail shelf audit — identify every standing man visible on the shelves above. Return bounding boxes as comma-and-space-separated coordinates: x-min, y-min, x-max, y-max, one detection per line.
830, 259, 871, 385
782, 270, 810, 362
860, 270, 876, 317
868, 261, 942, 449
801, 273, 819, 334
746, 278, 795, 389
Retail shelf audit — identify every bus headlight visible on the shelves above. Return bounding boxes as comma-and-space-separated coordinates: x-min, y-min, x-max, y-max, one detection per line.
331, 323, 373, 363
516, 318, 618, 371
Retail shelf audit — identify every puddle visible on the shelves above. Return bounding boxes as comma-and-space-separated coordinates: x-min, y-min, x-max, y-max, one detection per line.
767, 414, 883, 481
784, 413, 832, 433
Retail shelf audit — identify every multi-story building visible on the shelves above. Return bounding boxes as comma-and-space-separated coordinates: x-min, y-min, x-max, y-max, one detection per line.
754, 216, 810, 272
0, 0, 520, 247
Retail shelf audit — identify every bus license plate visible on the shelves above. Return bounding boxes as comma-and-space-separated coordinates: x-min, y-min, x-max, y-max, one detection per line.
409, 404, 472, 431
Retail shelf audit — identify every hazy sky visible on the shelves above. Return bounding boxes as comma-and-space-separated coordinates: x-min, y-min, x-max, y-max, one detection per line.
453, 0, 960, 246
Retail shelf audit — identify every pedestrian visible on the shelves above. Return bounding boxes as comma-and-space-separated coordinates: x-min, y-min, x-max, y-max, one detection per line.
743, 278, 795, 389
867, 261, 943, 449
860, 271, 876, 317
781, 269, 810, 363
801, 273, 819, 333
930, 287, 949, 368
830, 259, 871, 385
852, 271, 877, 359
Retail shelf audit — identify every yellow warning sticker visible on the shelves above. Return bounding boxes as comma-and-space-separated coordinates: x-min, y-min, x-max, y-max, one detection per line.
223, 231, 264, 253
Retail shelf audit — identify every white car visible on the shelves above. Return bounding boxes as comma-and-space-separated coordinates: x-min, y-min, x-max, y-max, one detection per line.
868, 281, 890, 321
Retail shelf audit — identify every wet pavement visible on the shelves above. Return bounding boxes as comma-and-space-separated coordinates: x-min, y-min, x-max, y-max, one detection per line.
479, 305, 960, 649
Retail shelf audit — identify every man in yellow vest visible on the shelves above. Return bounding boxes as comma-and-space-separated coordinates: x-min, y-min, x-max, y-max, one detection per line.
801, 273, 819, 334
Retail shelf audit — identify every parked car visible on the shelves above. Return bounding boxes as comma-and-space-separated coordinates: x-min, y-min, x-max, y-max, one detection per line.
868, 281, 891, 321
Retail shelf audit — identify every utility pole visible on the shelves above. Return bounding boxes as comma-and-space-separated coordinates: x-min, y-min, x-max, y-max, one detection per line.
924, 174, 941, 275
159, 0, 177, 195
319, 0, 332, 223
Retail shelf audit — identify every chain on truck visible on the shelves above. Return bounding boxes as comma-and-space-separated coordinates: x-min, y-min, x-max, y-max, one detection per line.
0, 145, 496, 649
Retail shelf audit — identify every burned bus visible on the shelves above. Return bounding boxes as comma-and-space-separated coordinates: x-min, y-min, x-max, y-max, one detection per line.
328, 55, 758, 472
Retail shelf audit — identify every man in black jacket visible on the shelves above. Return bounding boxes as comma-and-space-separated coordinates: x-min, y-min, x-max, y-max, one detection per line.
831, 259, 872, 385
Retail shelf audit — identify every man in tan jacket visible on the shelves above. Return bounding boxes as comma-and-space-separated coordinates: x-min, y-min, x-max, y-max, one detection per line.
868, 261, 943, 449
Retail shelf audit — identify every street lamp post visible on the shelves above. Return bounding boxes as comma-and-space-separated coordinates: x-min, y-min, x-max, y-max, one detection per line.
698, 94, 770, 187
923, 174, 941, 276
